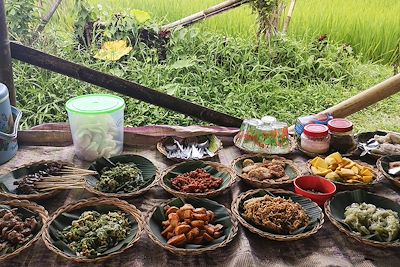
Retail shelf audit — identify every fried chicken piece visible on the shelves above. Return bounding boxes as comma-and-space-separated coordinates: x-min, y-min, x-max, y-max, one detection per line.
242, 163, 263, 173
268, 164, 285, 178
248, 167, 273, 180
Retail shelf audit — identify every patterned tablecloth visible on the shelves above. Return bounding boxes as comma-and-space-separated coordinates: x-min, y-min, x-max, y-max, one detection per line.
1, 144, 400, 267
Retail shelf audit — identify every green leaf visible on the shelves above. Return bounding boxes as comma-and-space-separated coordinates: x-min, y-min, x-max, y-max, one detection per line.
130, 9, 151, 24
170, 59, 195, 69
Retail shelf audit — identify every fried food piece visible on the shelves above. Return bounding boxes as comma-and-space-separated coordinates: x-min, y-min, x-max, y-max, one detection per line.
248, 167, 273, 180
243, 159, 255, 167
243, 195, 309, 234
242, 158, 287, 181
242, 163, 263, 173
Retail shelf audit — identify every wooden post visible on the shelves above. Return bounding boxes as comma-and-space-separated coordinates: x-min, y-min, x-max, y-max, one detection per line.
10, 42, 243, 127
0, 0, 16, 106
283, 0, 296, 33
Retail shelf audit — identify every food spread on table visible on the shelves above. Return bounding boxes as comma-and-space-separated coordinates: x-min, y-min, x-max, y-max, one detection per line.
95, 163, 146, 193
0, 208, 38, 254
241, 157, 288, 181
161, 204, 223, 247
344, 202, 400, 242
171, 168, 223, 193
60, 211, 130, 257
310, 152, 375, 184
243, 195, 309, 234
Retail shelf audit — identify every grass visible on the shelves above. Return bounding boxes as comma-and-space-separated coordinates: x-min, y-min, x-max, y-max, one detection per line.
53, 0, 399, 64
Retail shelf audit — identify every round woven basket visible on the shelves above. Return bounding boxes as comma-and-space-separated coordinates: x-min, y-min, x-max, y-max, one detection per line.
145, 198, 238, 256
156, 135, 223, 162
376, 155, 400, 189
42, 197, 144, 263
158, 161, 236, 198
0, 160, 72, 200
231, 154, 302, 188
306, 159, 382, 190
0, 199, 48, 262
232, 189, 324, 241
233, 134, 296, 155
84, 170, 160, 199
324, 197, 400, 248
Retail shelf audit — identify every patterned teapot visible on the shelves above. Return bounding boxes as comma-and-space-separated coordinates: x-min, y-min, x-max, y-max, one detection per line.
0, 83, 22, 165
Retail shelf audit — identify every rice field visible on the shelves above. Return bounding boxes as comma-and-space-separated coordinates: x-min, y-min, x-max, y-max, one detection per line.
61, 0, 399, 64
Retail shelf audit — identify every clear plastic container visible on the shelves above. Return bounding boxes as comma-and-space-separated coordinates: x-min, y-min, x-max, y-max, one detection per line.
237, 118, 263, 151
328, 118, 356, 153
300, 124, 330, 154
66, 94, 125, 161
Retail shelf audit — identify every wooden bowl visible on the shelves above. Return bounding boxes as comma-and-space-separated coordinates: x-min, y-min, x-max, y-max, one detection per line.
232, 189, 324, 241
158, 160, 235, 198
0, 200, 48, 262
42, 197, 144, 263
231, 154, 302, 188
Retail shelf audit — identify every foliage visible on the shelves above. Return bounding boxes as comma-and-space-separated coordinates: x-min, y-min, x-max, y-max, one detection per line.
248, 0, 283, 41
5, 0, 39, 41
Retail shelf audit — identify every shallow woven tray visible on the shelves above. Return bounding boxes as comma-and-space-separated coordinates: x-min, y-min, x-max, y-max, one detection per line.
0, 160, 72, 200
158, 161, 235, 198
231, 154, 302, 188
157, 135, 223, 162
324, 194, 400, 248
145, 198, 238, 256
231, 189, 324, 241
42, 197, 144, 263
233, 134, 296, 155
0, 199, 48, 262
306, 159, 382, 190
356, 131, 398, 159
377, 155, 400, 189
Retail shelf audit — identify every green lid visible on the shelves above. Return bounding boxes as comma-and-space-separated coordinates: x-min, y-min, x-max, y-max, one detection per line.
65, 94, 125, 115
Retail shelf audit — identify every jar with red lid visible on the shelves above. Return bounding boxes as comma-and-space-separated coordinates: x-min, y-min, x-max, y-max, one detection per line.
327, 118, 356, 153
300, 124, 330, 154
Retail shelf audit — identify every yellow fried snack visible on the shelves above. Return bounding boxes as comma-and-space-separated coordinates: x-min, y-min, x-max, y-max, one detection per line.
310, 152, 375, 184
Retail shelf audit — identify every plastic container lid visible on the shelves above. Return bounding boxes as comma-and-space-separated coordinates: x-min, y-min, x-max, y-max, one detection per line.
65, 94, 125, 115
328, 118, 353, 133
261, 115, 277, 124
303, 124, 329, 138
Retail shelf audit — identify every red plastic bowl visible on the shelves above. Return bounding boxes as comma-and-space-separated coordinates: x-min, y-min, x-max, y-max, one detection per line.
294, 176, 336, 206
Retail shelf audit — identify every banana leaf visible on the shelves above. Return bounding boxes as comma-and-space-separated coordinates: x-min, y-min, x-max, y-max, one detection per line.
233, 156, 298, 180
48, 205, 138, 259
0, 205, 42, 255
238, 190, 322, 235
162, 161, 231, 191
328, 190, 400, 243
86, 154, 157, 193
149, 198, 233, 249
0, 161, 64, 195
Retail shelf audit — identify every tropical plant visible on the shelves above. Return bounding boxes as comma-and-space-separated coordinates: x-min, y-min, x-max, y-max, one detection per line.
5, 0, 40, 41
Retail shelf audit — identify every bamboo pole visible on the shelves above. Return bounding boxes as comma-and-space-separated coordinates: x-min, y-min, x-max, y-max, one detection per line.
161, 0, 248, 31
30, 0, 63, 44
0, 0, 16, 106
283, 0, 296, 33
288, 73, 400, 132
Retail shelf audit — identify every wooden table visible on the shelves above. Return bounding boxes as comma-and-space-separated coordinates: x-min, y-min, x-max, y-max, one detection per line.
1, 133, 400, 267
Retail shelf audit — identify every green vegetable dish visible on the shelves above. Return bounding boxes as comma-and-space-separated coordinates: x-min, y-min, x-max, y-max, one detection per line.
60, 211, 131, 257
96, 163, 145, 193
344, 202, 400, 242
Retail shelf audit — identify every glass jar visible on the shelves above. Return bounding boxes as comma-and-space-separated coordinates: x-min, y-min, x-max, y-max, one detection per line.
328, 118, 356, 153
300, 124, 330, 154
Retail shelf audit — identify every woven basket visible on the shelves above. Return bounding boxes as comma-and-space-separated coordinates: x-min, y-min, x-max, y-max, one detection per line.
232, 189, 324, 241
233, 134, 296, 155
306, 159, 382, 190
145, 198, 238, 256
84, 170, 160, 199
156, 135, 223, 162
231, 154, 302, 188
376, 155, 400, 189
42, 197, 144, 263
0, 160, 72, 200
324, 198, 400, 248
158, 161, 236, 198
0, 200, 48, 262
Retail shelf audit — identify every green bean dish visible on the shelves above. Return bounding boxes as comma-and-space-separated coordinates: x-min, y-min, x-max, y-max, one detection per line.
96, 163, 145, 193
61, 211, 130, 257
344, 202, 400, 242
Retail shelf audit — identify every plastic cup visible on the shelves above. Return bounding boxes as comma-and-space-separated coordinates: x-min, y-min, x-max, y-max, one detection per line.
66, 94, 125, 161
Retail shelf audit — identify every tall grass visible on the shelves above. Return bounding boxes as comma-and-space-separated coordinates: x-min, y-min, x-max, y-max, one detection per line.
53, 0, 399, 64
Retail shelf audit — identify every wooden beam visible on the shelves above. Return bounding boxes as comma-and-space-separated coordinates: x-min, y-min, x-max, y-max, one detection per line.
0, 0, 16, 106
10, 42, 242, 127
